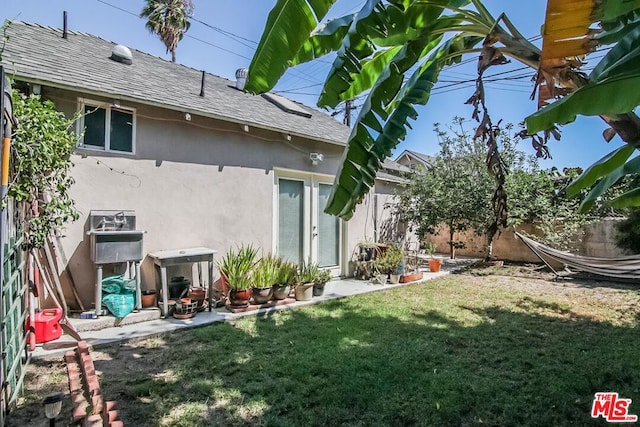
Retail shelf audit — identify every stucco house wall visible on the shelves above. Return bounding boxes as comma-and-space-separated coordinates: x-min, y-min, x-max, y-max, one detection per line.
46, 87, 357, 308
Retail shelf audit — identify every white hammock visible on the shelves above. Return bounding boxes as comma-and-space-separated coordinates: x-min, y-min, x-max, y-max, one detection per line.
515, 232, 640, 280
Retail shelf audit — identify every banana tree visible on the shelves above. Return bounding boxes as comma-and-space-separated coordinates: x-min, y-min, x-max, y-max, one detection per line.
245, 0, 640, 225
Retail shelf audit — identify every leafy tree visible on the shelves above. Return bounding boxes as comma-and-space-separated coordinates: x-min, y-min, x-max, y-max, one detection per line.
398, 118, 494, 258
245, 0, 640, 224
615, 208, 640, 254
401, 119, 598, 256
11, 90, 80, 248
140, 0, 194, 63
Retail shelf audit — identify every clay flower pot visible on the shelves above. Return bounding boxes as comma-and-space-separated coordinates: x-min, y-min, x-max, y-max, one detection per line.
428, 259, 443, 272
229, 289, 252, 307
252, 286, 273, 304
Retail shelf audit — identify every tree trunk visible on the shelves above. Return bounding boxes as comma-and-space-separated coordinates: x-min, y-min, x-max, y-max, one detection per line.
448, 227, 455, 259
171, 49, 176, 63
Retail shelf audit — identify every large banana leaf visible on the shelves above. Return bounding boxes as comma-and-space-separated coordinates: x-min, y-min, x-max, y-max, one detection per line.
326, 35, 482, 219
611, 187, 640, 208
526, 23, 640, 134
577, 154, 640, 212
244, 0, 336, 94
566, 144, 635, 197
318, 0, 474, 108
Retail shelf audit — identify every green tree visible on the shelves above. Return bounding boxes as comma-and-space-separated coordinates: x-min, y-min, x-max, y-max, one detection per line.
11, 90, 80, 248
615, 208, 640, 254
401, 119, 598, 256
245, 0, 640, 222
140, 0, 194, 63
398, 119, 494, 258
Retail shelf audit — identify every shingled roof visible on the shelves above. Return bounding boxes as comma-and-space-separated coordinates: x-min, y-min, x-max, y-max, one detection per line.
1, 21, 350, 145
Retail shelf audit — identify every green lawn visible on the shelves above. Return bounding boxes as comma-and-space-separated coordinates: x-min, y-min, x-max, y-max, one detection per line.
18, 268, 640, 426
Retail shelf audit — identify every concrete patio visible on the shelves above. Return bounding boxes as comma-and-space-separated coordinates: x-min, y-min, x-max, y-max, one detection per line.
32, 258, 476, 360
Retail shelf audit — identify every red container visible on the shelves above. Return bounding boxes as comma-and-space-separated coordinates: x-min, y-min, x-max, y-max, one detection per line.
27, 308, 63, 344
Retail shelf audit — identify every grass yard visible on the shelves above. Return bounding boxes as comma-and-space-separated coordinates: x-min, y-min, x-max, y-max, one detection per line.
12, 266, 640, 426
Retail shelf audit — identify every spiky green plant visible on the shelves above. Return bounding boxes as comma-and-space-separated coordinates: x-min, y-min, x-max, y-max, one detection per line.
276, 259, 298, 286
253, 253, 280, 289
298, 261, 320, 284
216, 244, 258, 290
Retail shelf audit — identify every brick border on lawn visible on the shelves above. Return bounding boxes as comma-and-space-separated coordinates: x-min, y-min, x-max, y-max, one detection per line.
66, 341, 123, 426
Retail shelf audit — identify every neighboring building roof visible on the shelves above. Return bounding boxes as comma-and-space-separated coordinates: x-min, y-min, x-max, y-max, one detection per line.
395, 149, 435, 168
375, 159, 410, 184
376, 170, 409, 184
381, 159, 412, 174
1, 21, 350, 146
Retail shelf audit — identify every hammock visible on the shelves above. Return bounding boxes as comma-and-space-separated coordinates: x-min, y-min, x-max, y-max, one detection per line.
515, 232, 640, 280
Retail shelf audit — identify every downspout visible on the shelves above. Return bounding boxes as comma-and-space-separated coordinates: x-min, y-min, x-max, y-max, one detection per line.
373, 191, 378, 243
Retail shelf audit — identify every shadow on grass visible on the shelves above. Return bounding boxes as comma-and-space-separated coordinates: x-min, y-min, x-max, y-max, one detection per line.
64, 291, 640, 427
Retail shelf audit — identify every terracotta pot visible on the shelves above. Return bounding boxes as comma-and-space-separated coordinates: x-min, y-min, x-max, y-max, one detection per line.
141, 290, 157, 308
229, 288, 252, 306
428, 259, 442, 272
187, 287, 206, 310
272, 284, 291, 300
252, 286, 273, 304
294, 283, 314, 301
400, 271, 424, 283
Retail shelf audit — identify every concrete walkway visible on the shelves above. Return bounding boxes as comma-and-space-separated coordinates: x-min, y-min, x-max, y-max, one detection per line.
32, 258, 475, 359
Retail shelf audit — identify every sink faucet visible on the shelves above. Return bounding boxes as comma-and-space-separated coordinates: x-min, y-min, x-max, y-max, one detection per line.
96, 212, 127, 230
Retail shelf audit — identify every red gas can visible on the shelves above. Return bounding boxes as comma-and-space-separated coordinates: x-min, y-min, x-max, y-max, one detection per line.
27, 308, 63, 344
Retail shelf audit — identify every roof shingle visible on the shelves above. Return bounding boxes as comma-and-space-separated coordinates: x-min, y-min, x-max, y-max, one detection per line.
1, 21, 350, 145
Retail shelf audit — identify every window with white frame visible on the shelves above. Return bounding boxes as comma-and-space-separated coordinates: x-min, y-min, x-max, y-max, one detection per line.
78, 99, 135, 154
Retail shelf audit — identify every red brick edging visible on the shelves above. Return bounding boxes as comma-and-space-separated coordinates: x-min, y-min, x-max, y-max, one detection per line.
66, 340, 123, 426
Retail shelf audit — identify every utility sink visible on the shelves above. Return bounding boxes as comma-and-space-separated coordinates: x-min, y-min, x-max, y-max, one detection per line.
87, 229, 145, 264
87, 210, 145, 264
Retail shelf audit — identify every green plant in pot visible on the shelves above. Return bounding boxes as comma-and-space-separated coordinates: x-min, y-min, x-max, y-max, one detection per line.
273, 258, 296, 300
295, 261, 319, 301
216, 244, 258, 307
425, 241, 443, 273
313, 269, 332, 297
376, 244, 404, 284
252, 253, 279, 304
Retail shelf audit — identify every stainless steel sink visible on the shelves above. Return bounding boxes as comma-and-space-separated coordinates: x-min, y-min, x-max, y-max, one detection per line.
87, 210, 145, 264
87, 229, 145, 264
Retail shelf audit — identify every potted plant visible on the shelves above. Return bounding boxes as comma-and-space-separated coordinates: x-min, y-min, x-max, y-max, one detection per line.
252, 253, 279, 304
425, 242, 443, 273
313, 269, 332, 296
216, 244, 258, 307
295, 261, 318, 301
273, 258, 296, 300
375, 244, 404, 284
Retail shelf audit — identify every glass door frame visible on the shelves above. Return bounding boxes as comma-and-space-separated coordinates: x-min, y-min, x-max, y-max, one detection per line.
273, 168, 346, 276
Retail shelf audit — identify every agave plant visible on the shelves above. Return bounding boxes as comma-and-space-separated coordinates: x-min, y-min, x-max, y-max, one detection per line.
253, 253, 281, 289
298, 261, 320, 285
276, 259, 298, 286
216, 244, 258, 291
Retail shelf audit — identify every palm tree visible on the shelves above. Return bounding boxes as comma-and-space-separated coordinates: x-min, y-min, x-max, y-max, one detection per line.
244, 0, 640, 226
140, 0, 194, 62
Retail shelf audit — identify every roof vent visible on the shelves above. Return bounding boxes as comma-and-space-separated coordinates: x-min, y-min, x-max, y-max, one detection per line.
235, 68, 248, 91
110, 45, 133, 65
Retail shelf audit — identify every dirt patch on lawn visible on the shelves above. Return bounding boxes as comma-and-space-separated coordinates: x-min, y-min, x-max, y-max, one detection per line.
7, 263, 640, 426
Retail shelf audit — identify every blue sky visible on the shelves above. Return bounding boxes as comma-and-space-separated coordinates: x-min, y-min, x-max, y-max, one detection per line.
1, 0, 627, 170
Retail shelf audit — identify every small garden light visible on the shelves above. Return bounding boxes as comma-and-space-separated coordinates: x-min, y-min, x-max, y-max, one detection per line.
43, 393, 64, 426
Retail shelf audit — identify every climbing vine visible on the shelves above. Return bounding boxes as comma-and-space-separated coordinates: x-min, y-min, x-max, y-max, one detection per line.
10, 90, 80, 248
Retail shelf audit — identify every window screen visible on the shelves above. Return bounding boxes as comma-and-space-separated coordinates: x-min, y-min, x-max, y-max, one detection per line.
110, 109, 133, 152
